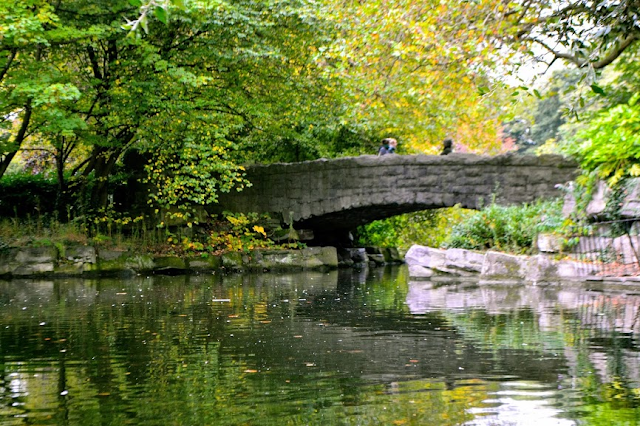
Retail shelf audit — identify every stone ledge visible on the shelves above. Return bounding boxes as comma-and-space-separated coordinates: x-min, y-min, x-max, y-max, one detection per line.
0, 244, 402, 279
406, 244, 636, 284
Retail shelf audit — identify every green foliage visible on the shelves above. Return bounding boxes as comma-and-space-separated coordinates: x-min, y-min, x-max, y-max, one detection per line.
0, 206, 294, 255
505, 0, 640, 72
530, 90, 566, 146
317, 0, 513, 153
565, 179, 633, 239
0, 172, 58, 217
145, 138, 250, 208
356, 206, 475, 250
206, 212, 279, 253
2, 0, 342, 214
561, 94, 640, 186
4, 0, 640, 233
0, 216, 88, 248
444, 200, 564, 254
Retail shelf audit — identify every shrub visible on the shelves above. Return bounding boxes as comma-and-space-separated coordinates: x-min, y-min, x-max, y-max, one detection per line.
355, 206, 475, 250
0, 172, 58, 218
444, 200, 564, 254
561, 93, 640, 186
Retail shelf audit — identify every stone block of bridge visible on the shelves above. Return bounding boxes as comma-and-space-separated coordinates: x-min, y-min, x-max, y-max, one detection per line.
211, 153, 578, 239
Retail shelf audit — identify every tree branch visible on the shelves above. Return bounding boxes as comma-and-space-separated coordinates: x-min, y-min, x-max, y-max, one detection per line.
0, 48, 17, 83
529, 34, 637, 69
87, 46, 103, 80
591, 34, 637, 69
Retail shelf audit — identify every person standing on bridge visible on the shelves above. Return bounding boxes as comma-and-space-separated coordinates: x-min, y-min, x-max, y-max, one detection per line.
440, 137, 453, 155
388, 138, 398, 153
378, 138, 398, 156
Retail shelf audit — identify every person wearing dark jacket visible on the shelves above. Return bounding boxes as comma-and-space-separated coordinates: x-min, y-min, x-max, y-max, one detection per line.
378, 138, 397, 156
440, 137, 453, 155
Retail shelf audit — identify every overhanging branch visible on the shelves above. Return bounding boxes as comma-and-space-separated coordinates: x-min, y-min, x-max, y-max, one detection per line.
529, 34, 637, 69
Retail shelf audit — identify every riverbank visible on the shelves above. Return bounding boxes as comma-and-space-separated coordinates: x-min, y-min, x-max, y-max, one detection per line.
406, 244, 640, 285
0, 244, 404, 279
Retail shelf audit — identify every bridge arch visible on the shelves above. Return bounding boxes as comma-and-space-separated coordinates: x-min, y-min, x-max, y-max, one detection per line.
212, 154, 578, 243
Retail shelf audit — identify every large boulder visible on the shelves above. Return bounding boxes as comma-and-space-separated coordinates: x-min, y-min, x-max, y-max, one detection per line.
480, 251, 527, 282
0, 248, 19, 276
405, 245, 446, 268
53, 245, 97, 276
555, 259, 600, 278
406, 245, 481, 277
445, 248, 484, 273
520, 254, 601, 282
523, 254, 558, 282
337, 248, 369, 267
221, 252, 244, 271
405, 245, 446, 278
621, 178, 640, 219
613, 235, 640, 264
243, 247, 338, 271
382, 247, 404, 264
153, 256, 188, 274
187, 254, 223, 272
92, 249, 154, 276
536, 233, 563, 253
586, 180, 609, 219
365, 247, 385, 266
12, 247, 58, 276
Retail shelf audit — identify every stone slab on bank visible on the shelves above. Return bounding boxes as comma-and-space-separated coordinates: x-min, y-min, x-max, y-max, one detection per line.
0, 245, 345, 279
405, 244, 638, 284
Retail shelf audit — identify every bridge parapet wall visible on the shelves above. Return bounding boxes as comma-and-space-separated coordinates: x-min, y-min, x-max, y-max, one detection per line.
213, 154, 578, 232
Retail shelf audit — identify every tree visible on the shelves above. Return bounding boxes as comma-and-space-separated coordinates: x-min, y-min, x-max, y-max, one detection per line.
2, 0, 341, 215
561, 93, 640, 185
0, 0, 86, 178
530, 92, 565, 145
314, 0, 516, 154
505, 0, 639, 72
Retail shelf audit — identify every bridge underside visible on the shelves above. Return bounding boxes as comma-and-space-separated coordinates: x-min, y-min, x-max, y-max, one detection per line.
294, 203, 458, 246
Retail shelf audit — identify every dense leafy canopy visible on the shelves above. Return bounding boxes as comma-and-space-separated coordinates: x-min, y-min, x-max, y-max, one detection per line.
316, 0, 513, 153
1, 0, 639, 228
1, 0, 339, 212
563, 93, 640, 185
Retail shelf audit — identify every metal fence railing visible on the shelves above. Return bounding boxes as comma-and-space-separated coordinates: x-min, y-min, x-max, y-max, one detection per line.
566, 219, 640, 277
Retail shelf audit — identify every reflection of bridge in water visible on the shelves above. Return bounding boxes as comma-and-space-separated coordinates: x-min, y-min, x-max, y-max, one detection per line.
212, 154, 577, 244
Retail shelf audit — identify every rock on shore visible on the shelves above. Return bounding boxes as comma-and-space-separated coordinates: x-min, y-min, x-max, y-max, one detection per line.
405, 244, 638, 284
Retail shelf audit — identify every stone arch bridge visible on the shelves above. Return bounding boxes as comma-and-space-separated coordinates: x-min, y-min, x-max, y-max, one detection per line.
212, 154, 578, 244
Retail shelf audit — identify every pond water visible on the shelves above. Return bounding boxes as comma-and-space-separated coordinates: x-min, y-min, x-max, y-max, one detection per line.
1, 266, 640, 425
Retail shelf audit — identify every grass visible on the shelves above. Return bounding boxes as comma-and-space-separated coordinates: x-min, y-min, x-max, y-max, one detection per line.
0, 212, 304, 257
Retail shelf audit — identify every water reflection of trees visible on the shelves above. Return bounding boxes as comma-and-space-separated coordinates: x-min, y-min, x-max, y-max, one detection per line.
2, 272, 640, 424
405, 279, 640, 424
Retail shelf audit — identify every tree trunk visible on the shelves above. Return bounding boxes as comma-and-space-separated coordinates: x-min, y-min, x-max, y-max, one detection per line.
0, 151, 18, 178
0, 104, 33, 179
55, 149, 68, 221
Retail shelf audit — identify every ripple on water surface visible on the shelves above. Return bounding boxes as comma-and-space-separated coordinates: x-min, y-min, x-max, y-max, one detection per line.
2, 272, 640, 425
